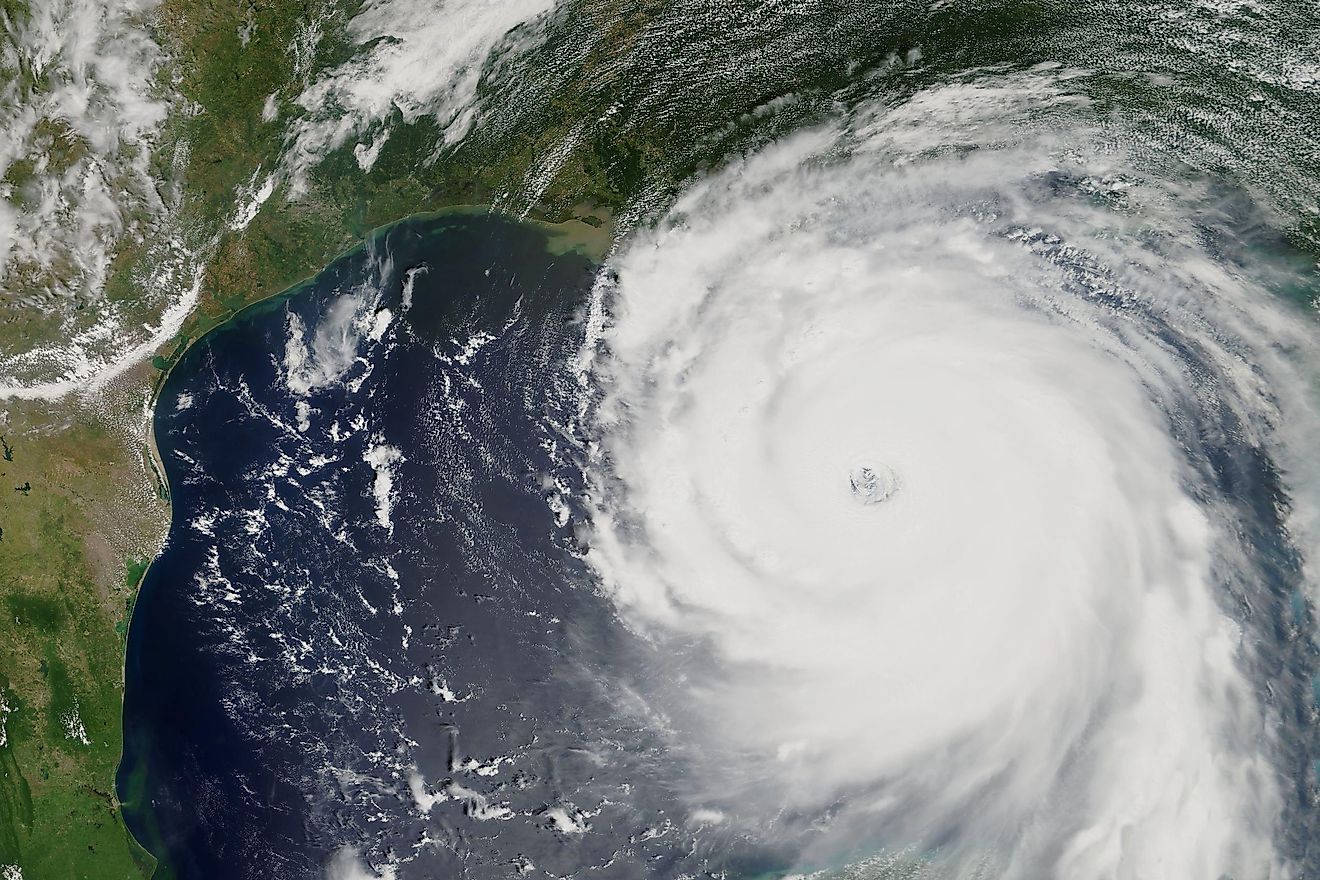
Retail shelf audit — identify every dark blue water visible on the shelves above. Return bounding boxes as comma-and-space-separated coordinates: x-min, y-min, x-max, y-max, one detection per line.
116, 210, 1320, 880
116, 213, 770, 880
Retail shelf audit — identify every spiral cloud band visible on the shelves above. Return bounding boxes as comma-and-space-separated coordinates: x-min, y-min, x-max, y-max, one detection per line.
583, 70, 1320, 878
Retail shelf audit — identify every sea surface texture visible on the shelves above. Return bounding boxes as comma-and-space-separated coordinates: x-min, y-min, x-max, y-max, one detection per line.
122, 216, 700, 878
117, 6, 1320, 879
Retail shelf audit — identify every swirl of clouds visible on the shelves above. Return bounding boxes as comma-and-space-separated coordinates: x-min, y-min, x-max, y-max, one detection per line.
583, 68, 1320, 879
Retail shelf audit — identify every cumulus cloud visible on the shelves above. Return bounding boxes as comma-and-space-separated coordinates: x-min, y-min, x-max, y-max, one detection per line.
283, 250, 398, 399
0, 0, 555, 398
0, 0, 167, 292
283, 0, 557, 194
0, 0, 266, 398
325, 847, 396, 880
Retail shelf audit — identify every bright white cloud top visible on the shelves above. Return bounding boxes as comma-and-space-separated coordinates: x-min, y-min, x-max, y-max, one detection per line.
583, 70, 1320, 878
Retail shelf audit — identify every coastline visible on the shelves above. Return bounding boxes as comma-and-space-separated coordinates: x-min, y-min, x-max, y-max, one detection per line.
116, 203, 616, 878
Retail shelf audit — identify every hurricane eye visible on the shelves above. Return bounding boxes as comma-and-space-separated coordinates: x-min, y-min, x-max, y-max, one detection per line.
848, 463, 899, 504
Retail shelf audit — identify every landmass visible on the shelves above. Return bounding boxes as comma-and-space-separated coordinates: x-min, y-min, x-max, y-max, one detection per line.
1, 0, 1317, 876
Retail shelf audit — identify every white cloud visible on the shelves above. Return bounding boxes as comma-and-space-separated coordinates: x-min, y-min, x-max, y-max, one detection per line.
584, 69, 1320, 878
0, 0, 169, 376
363, 441, 403, 531
282, 0, 557, 194
324, 847, 396, 880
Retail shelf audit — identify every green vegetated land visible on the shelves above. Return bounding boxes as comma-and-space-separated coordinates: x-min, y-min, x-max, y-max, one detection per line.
0, 0, 652, 872
3, 0, 1319, 876
0, 397, 163, 879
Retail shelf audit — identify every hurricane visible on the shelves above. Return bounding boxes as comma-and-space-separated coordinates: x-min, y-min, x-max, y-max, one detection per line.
105, 10, 1320, 880
582, 68, 1320, 877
